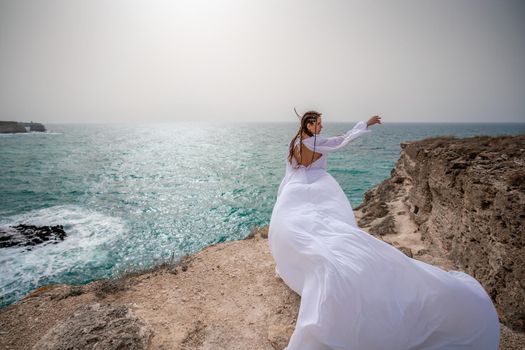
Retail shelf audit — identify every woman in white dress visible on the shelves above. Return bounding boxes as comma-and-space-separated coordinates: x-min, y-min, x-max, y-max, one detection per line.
268, 110, 500, 350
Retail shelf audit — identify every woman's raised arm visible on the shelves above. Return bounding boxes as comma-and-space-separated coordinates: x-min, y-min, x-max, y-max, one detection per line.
302, 116, 380, 153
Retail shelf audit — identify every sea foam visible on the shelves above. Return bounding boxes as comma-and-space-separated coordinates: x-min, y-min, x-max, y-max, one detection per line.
0, 205, 126, 307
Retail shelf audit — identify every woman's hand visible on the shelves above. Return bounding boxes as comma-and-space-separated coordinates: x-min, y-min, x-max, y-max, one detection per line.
367, 115, 382, 127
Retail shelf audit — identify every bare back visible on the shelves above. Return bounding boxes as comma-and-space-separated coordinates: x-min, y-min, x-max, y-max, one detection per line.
293, 142, 323, 167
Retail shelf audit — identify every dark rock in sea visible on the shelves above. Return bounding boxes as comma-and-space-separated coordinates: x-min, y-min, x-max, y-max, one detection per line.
31, 303, 152, 350
0, 121, 27, 133
0, 224, 67, 248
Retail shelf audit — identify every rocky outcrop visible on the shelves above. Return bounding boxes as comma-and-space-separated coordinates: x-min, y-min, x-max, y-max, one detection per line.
27, 122, 46, 132
32, 303, 152, 350
0, 121, 46, 133
356, 135, 525, 332
0, 121, 27, 133
0, 224, 67, 249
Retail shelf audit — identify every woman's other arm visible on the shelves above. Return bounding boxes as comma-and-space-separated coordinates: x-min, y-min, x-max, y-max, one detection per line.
302, 116, 381, 153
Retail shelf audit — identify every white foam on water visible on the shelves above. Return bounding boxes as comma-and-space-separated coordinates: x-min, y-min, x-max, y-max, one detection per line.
0, 132, 63, 137
0, 205, 126, 305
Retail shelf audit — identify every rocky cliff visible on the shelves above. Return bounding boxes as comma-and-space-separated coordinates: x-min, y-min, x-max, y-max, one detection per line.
356, 135, 525, 332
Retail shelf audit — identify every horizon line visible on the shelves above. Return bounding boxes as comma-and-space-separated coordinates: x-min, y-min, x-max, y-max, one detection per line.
3, 120, 524, 125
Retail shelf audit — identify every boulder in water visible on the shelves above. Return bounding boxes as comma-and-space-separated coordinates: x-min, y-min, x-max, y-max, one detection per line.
0, 224, 67, 248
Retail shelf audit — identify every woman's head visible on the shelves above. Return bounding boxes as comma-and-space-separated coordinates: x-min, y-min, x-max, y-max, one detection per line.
298, 110, 323, 136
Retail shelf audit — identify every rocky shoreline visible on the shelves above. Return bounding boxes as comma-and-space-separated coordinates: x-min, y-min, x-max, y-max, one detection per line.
1, 134, 524, 349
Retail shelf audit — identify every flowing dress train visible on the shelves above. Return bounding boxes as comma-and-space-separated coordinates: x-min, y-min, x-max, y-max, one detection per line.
268, 121, 500, 350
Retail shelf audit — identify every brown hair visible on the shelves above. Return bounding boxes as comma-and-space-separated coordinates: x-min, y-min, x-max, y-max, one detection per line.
287, 109, 322, 165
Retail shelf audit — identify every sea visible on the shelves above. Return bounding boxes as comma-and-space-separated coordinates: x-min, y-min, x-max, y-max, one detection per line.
1, 122, 524, 307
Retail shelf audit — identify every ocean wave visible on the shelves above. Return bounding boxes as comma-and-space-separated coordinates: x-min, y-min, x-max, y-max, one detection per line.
0, 205, 126, 307
0, 132, 63, 137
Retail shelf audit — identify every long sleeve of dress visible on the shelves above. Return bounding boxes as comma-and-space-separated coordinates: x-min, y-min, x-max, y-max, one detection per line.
302, 120, 371, 153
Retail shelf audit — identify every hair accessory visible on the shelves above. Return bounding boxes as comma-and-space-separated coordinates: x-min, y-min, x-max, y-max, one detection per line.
294, 107, 301, 119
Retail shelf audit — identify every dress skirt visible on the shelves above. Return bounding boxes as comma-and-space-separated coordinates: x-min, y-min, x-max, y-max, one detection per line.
268, 168, 500, 350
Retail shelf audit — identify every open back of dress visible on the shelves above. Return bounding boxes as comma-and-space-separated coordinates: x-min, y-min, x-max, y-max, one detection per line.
292, 139, 323, 167
268, 121, 500, 350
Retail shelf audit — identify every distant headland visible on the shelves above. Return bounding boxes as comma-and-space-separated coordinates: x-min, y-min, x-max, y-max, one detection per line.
0, 121, 46, 133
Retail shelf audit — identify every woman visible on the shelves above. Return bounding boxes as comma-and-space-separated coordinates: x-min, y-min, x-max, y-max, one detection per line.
268, 110, 499, 350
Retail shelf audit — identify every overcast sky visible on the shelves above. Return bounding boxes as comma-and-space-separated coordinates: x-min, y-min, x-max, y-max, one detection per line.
0, 0, 524, 123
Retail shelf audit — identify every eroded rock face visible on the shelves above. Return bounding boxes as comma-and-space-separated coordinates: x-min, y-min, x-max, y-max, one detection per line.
357, 135, 525, 331
32, 303, 152, 350
0, 224, 67, 249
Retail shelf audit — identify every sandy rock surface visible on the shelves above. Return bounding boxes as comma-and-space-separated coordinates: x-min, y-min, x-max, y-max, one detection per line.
32, 302, 152, 350
2, 229, 523, 349
0, 229, 300, 350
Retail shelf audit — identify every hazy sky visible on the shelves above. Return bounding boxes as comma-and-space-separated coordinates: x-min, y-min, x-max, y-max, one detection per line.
1, 0, 524, 123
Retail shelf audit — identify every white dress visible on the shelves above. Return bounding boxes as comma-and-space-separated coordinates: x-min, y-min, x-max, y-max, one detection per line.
268, 121, 500, 350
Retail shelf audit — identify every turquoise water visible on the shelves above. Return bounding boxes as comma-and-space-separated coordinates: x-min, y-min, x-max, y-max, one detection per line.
1, 122, 524, 307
